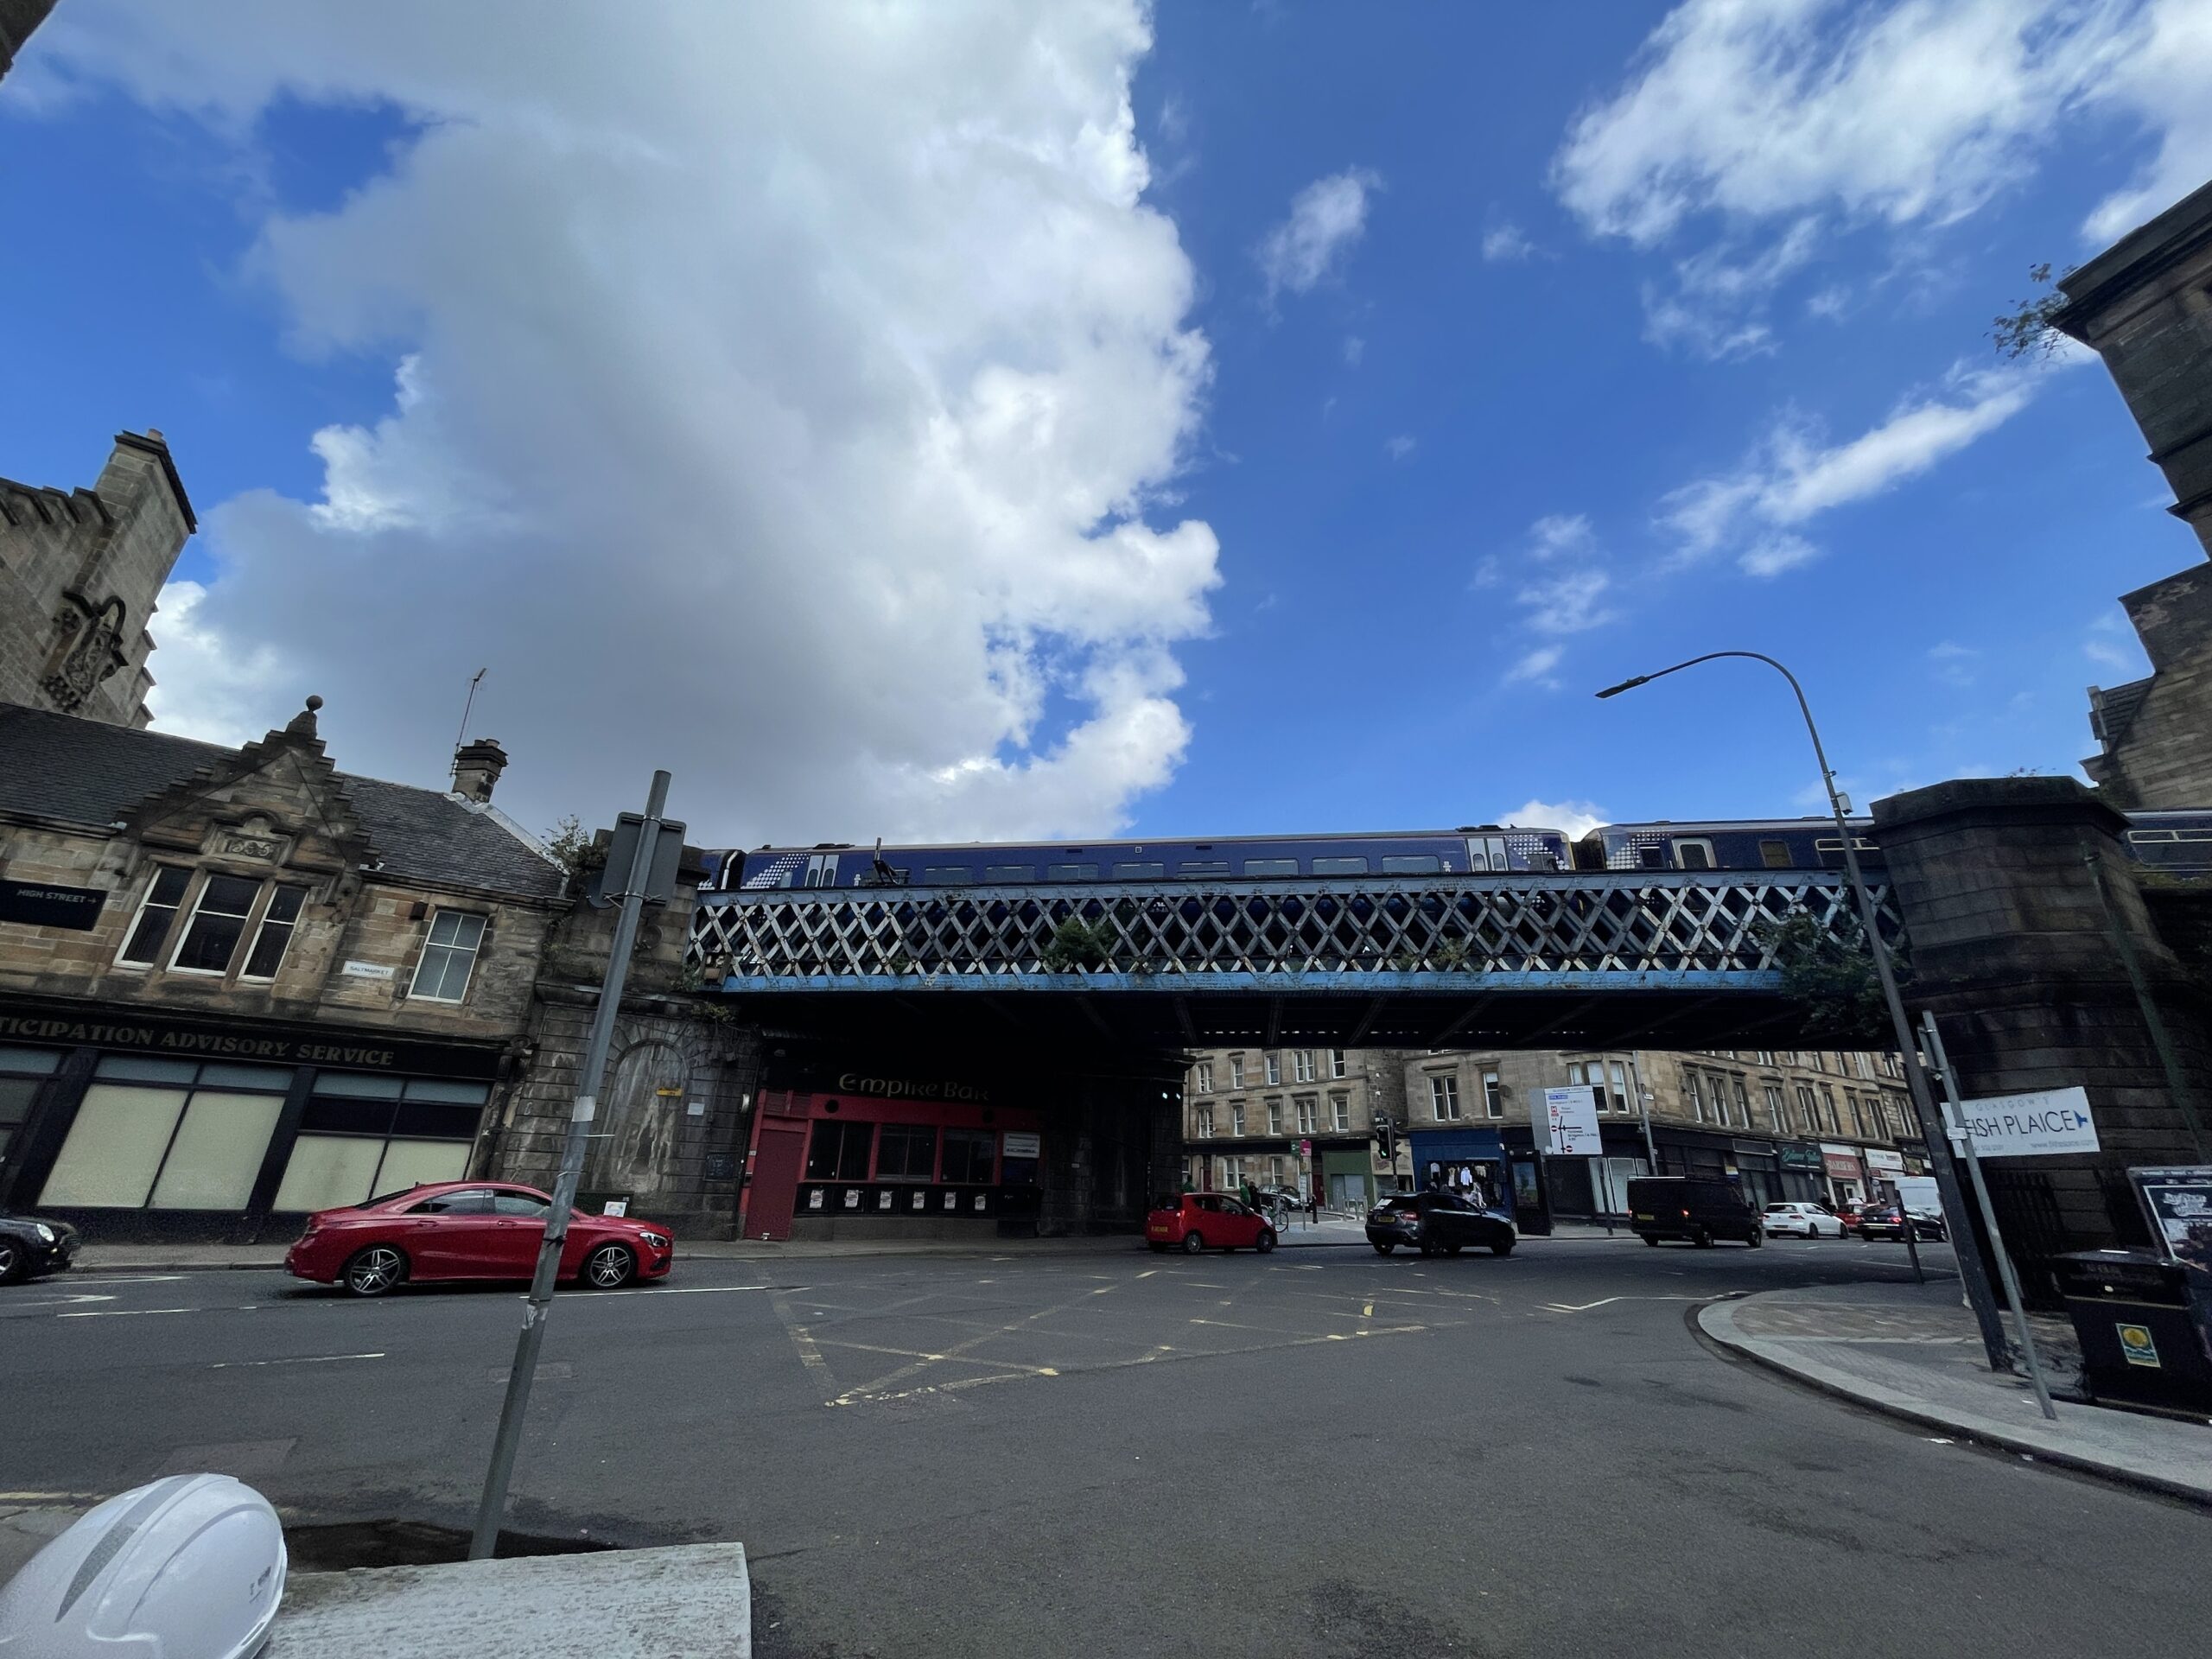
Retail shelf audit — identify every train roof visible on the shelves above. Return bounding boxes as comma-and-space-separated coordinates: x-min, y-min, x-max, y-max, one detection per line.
1589, 817, 1868, 836
731, 824, 1565, 855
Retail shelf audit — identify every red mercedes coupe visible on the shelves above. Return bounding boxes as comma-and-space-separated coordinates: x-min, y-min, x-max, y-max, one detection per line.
285, 1180, 674, 1297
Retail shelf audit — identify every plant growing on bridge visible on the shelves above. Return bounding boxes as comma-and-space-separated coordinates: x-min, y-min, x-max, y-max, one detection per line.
1759, 912, 1911, 1044
1040, 914, 1117, 974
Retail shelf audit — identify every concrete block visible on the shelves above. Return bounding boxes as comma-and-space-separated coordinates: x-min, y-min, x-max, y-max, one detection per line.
272, 1541, 750, 1658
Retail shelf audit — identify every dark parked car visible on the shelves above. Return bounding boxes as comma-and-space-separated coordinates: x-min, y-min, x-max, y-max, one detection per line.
1365, 1191, 1516, 1257
1628, 1176, 1763, 1248
0, 1210, 79, 1284
1859, 1204, 1947, 1242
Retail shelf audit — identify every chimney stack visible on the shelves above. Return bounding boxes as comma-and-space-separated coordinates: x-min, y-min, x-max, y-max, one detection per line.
452, 737, 509, 804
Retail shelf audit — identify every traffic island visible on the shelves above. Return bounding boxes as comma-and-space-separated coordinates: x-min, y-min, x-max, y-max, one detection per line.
1700, 1280, 2212, 1506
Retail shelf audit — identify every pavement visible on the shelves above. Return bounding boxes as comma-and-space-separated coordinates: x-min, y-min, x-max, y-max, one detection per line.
11, 1234, 2210, 1656
272, 1542, 751, 1657
1699, 1277, 2212, 1504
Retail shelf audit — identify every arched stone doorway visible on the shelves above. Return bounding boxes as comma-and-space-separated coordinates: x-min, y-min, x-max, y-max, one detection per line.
585, 1039, 690, 1200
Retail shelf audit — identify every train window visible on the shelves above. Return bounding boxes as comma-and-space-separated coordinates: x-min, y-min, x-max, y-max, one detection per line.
1111, 861, 1166, 880
1178, 861, 1231, 877
1637, 845, 1669, 869
2177, 831, 2212, 842
920, 867, 975, 886
1673, 839, 1715, 871
1465, 851, 1490, 871
2127, 830, 2176, 842
1527, 850, 1560, 872
1381, 855, 1442, 874
1759, 839, 1793, 868
1312, 856, 1369, 876
1242, 858, 1298, 877
983, 865, 1038, 882
1046, 862, 1099, 880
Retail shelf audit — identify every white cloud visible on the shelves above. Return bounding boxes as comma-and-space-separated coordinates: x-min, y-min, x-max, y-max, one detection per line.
1518, 569, 1614, 637
1659, 364, 2034, 575
41, 1, 1219, 842
1385, 434, 1416, 461
1342, 334, 1364, 366
2086, 612, 2146, 677
1497, 798, 1606, 841
1257, 167, 1382, 303
1504, 645, 1565, 690
1640, 216, 1820, 360
1528, 512, 1595, 562
1552, 1, 2212, 320
1928, 639, 1979, 686
1481, 221, 1536, 262
1553, 1, 2192, 245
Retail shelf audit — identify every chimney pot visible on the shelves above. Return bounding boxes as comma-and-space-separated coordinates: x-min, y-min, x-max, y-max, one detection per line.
452, 737, 510, 804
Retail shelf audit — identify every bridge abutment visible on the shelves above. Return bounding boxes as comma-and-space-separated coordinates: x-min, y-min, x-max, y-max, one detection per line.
1875, 777, 2212, 1267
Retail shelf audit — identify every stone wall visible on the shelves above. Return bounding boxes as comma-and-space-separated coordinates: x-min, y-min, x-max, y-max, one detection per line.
1873, 778, 2212, 1269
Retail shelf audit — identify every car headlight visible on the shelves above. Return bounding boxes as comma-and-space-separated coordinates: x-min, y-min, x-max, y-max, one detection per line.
639, 1231, 670, 1249
35, 1223, 55, 1243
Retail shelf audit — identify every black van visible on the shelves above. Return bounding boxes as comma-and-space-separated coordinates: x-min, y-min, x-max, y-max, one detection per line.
1627, 1176, 1763, 1248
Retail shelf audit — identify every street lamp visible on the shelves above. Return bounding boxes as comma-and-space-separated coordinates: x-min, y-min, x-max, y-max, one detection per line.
1596, 652, 2007, 1354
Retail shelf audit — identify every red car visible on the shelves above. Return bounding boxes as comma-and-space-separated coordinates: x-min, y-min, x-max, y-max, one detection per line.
1145, 1192, 1277, 1255
285, 1180, 675, 1297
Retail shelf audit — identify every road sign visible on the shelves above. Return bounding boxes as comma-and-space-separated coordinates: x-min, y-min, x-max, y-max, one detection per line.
1539, 1086, 1603, 1156
1952, 1086, 2100, 1158
1298, 1138, 1312, 1155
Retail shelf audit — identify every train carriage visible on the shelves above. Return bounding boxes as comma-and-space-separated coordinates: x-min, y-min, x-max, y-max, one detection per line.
705, 825, 1573, 893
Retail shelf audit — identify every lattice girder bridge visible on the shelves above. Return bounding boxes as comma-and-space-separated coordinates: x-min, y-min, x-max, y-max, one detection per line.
687, 871, 1895, 1052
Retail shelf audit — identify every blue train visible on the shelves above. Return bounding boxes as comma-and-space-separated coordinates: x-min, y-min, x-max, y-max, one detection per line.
705, 825, 1573, 892
702, 810, 2212, 893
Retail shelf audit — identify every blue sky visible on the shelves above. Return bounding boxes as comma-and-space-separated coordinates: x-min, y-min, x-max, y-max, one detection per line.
4, 2, 2208, 846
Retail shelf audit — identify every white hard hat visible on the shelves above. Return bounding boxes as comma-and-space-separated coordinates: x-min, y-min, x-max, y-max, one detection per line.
0, 1474, 286, 1658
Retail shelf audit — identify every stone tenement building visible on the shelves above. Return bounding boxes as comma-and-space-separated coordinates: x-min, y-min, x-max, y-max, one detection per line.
0, 696, 569, 1241
1183, 1044, 1914, 1217
1, 431, 194, 730
2056, 178, 2212, 808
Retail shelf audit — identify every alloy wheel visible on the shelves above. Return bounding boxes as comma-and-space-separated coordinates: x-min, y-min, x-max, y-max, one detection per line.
344, 1245, 404, 1297
585, 1243, 635, 1288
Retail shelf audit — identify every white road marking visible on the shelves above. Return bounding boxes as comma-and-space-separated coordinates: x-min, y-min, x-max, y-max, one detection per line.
48, 1274, 188, 1287
1540, 1294, 1707, 1313
1135, 1269, 1158, 1280
208, 1352, 385, 1370
58, 1306, 197, 1319
630, 1285, 770, 1295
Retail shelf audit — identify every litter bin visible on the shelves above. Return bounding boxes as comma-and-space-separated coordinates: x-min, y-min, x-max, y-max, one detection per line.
2055, 1249, 2212, 1414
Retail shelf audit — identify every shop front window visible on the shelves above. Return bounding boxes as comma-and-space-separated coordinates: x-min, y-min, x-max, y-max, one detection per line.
874, 1124, 939, 1180
269, 1072, 491, 1211
940, 1128, 996, 1184
804, 1119, 875, 1182
40, 1057, 295, 1211
0, 1047, 60, 1169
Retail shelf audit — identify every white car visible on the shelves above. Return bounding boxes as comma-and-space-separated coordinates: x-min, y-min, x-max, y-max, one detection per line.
1761, 1201, 1845, 1238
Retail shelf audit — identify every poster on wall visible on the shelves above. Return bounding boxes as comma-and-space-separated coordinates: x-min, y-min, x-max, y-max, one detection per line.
2131, 1166, 2212, 1283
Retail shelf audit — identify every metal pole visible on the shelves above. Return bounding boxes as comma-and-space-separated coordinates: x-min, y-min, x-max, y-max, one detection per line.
1921, 1014, 2060, 1421
1627, 1056, 1658, 1168
470, 769, 671, 1560
2085, 848, 2211, 1162
1597, 652, 2011, 1360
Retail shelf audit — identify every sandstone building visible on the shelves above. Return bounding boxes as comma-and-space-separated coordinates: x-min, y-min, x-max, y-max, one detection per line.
0, 696, 570, 1240
1, 431, 194, 729
2056, 179, 2212, 808
1182, 1043, 1915, 1218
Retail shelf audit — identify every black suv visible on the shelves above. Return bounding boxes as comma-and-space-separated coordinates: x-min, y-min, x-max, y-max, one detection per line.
1365, 1191, 1516, 1257
1628, 1176, 1763, 1248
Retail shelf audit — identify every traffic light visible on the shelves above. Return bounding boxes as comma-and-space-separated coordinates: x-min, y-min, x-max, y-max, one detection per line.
1372, 1114, 1397, 1166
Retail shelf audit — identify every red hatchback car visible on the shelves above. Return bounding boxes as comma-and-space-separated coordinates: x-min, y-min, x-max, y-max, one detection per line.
1145, 1192, 1277, 1255
285, 1180, 675, 1297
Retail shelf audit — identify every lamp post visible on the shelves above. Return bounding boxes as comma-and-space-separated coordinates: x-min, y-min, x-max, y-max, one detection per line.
1596, 652, 2011, 1366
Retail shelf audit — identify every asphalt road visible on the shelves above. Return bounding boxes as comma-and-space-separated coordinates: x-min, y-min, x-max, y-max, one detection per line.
5, 1236, 2203, 1658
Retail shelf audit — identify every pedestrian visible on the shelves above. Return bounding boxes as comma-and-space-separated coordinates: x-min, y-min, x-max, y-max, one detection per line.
1306, 1189, 1319, 1225
1241, 1178, 1259, 1214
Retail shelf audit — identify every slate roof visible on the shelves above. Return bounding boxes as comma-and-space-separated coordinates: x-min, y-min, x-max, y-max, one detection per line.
0, 702, 567, 901
2092, 677, 2153, 752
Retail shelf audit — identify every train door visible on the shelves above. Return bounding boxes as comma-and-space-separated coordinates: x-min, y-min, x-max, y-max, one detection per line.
1671, 837, 1715, 870
1465, 835, 1511, 871
802, 853, 839, 888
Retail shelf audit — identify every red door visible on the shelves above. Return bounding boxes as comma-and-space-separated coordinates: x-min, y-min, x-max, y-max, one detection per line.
747, 1119, 808, 1241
